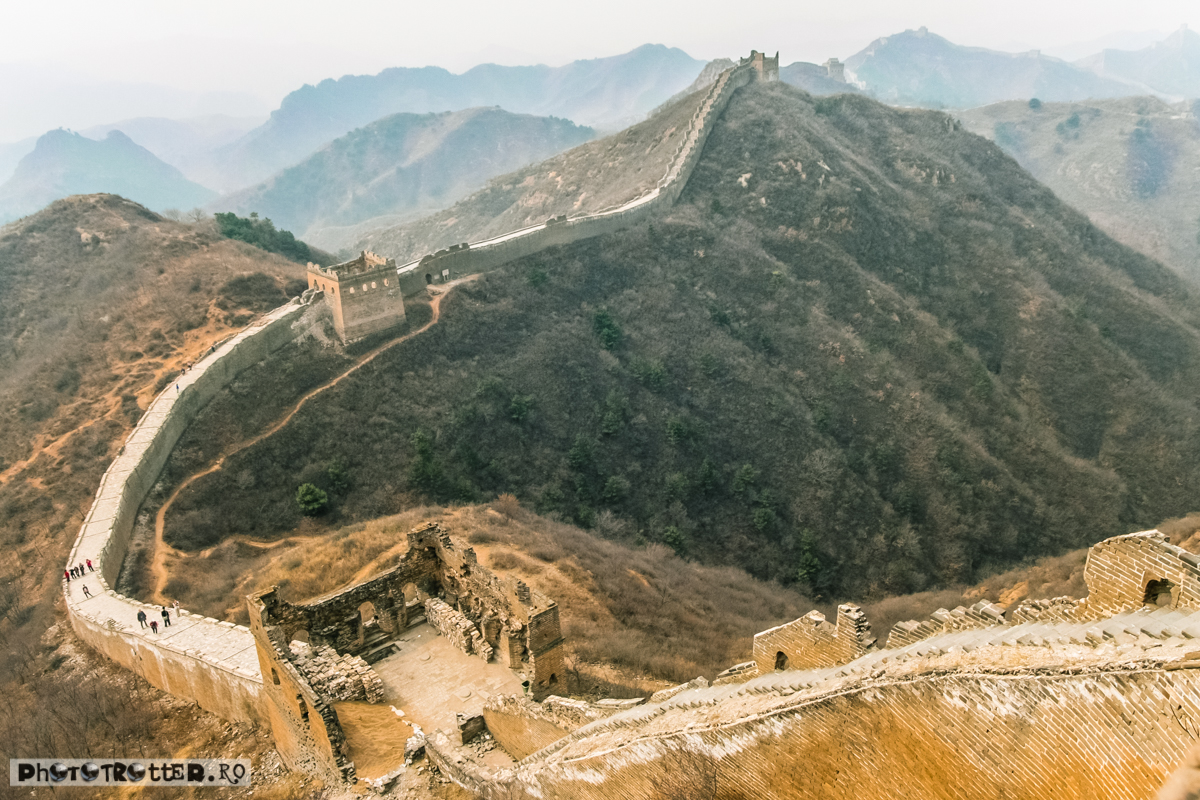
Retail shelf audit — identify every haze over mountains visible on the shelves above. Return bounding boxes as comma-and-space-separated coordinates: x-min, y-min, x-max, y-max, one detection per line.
218, 108, 595, 251
842, 25, 1200, 109
5, 31, 1200, 271
958, 96, 1200, 282
195, 44, 705, 191
845, 28, 1134, 109
1076, 25, 1200, 98
0, 130, 217, 224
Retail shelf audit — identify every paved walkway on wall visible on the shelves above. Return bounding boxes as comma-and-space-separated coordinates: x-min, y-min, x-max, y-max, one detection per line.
65, 578, 261, 677
149, 278, 477, 603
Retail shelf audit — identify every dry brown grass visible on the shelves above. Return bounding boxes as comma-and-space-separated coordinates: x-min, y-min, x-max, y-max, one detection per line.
863, 548, 1091, 637
163, 499, 814, 686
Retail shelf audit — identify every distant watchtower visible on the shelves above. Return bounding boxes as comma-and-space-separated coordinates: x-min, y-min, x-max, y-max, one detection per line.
823, 58, 846, 83
743, 50, 780, 82
307, 251, 406, 344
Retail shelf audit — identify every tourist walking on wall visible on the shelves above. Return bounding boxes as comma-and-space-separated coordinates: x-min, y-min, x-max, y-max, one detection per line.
82, 586, 91, 598
86, 559, 94, 572
161, 608, 171, 627
137, 610, 147, 628
64, 569, 70, 582
149, 620, 159, 634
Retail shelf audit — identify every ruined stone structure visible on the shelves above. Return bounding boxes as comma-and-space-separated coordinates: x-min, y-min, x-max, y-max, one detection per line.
421, 531, 1200, 799
823, 57, 846, 82
1083, 530, 1200, 615
61, 46, 768, 744
59, 46, 1200, 798
247, 523, 563, 781
752, 603, 874, 672
743, 49, 780, 82
307, 250, 406, 343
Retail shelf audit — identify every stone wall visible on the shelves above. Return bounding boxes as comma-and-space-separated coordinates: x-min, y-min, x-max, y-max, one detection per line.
64, 297, 324, 724
885, 600, 1006, 649
1084, 531, 1200, 616
247, 594, 355, 782
753, 603, 874, 672
494, 665, 1200, 800
392, 58, 758, 298
425, 598, 493, 662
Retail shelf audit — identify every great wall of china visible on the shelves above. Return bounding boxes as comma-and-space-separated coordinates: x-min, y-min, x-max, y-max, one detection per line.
61, 51, 1200, 798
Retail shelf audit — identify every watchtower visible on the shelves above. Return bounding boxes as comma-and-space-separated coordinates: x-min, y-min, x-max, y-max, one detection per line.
743, 50, 780, 82
823, 57, 846, 82
307, 251, 406, 344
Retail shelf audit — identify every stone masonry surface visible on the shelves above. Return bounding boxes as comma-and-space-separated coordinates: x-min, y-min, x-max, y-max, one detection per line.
64, 50, 1200, 798
246, 523, 563, 780
427, 531, 1200, 799
63, 296, 323, 723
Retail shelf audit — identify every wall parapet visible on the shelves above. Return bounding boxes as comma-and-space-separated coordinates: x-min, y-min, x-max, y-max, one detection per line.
63, 297, 322, 723
390, 56, 760, 299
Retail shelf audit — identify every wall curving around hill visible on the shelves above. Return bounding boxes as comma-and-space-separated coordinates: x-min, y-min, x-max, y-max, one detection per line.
63, 298, 323, 723
394, 63, 755, 297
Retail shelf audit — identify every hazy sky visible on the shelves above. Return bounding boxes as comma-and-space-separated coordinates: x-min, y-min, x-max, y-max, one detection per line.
0, 0, 1192, 141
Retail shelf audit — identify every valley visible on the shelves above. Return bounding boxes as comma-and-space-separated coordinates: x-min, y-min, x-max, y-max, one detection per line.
4, 18, 1200, 799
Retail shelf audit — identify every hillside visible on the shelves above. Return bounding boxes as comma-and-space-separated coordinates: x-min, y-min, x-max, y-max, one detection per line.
152, 501, 814, 688
0, 130, 217, 224
845, 27, 1135, 108
219, 108, 595, 252
161, 81, 1200, 604
0, 195, 306, 619
780, 61, 861, 96
1076, 26, 1200, 98
354, 85, 712, 261
201, 44, 704, 191
957, 96, 1200, 281
0, 194, 313, 789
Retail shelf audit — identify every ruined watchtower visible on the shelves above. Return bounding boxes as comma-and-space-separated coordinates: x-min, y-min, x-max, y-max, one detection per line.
743, 50, 780, 82
307, 251, 405, 344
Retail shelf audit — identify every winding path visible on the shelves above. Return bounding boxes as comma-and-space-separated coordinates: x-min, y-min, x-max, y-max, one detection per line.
149, 279, 476, 603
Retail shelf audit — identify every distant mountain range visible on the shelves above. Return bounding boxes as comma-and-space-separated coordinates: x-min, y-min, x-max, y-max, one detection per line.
845, 26, 1200, 109
195, 44, 704, 192
218, 107, 595, 251
0, 130, 216, 224
1075, 25, 1200, 98
957, 95, 1200, 282
845, 27, 1133, 108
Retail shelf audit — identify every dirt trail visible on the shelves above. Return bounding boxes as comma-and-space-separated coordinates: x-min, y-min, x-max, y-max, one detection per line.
149, 280, 475, 603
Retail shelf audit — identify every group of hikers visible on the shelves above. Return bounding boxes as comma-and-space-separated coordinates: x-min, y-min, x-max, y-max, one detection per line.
64, 560, 95, 597
137, 601, 180, 634
64, 559, 93, 581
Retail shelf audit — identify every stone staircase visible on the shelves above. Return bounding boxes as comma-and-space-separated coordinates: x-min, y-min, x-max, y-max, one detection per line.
519, 603, 1200, 765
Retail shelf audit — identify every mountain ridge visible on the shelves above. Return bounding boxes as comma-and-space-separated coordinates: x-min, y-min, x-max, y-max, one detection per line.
217, 107, 595, 251
200, 44, 704, 192
163, 81, 1200, 602
0, 130, 217, 224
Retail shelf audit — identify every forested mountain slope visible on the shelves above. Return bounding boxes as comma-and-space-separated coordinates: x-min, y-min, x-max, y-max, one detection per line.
957, 96, 1200, 281
165, 82, 1200, 602
220, 108, 594, 251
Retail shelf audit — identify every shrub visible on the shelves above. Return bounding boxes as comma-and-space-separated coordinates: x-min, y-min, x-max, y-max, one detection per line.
592, 308, 623, 350
296, 483, 328, 516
